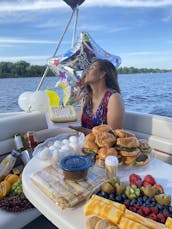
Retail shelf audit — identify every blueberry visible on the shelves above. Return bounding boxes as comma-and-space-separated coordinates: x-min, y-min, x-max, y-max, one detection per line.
130, 199, 137, 206
143, 196, 148, 201
100, 191, 109, 199
168, 206, 172, 213
115, 195, 122, 203
109, 193, 115, 201
122, 194, 127, 201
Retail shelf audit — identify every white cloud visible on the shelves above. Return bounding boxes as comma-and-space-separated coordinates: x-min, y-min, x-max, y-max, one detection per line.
0, 37, 57, 44
85, 0, 172, 8
0, 0, 172, 13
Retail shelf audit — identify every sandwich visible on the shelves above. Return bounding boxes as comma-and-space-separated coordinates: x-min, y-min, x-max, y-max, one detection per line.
114, 129, 135, 138
116, 137, 140, 157
133, 152, 150, 166
138, 139, 152, 154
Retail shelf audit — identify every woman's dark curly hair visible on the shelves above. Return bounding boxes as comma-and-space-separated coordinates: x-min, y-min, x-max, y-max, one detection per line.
83, 59, 121, 109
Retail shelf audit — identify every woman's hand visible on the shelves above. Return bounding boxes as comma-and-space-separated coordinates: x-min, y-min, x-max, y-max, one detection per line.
68, 125, 91, 135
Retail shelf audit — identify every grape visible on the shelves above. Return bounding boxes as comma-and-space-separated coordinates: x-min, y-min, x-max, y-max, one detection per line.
0, 193, 34, 212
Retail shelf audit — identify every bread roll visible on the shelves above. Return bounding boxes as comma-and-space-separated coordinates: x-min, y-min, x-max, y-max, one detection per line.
120, 148, 140, 157
92, 124, 112, 135
98, 147, 118, 160
138, 139, 152, 154
123, 155, 137, 165
95, 132, 116, 148
114, 129, 135, 138
86, 216, 101, 229
95, 219, 111, 229
84, 140, 99, 153
116, 137, 139, 148
85, 133, 96, 142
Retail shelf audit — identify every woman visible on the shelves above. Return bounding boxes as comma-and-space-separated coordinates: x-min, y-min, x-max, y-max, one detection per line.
69, 59, 125, 134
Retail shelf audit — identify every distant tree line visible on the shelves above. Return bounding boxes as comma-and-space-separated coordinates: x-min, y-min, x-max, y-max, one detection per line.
0, 61, 171, 78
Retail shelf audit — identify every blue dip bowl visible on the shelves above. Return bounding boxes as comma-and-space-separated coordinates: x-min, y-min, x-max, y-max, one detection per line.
60, 155, 93, 180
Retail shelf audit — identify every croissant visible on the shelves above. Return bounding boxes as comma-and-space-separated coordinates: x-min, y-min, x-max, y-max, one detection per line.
98, 147, 118, 160
95, 132, 116, 148
84, 140, 99, 153
92, 124, 112, 136
84, 133, 96, 142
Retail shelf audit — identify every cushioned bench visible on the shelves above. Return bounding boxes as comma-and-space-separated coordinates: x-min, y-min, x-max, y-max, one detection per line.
124, 111, 172, 164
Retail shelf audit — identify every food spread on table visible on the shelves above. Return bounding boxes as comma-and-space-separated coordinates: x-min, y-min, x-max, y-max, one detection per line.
1, 124, 171, 229
82, 125, 152, 167
84, 173, 172, 228
0, 171, 34, 212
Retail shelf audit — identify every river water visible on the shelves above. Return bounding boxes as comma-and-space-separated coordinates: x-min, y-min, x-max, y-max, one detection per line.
0, 72, 172, 117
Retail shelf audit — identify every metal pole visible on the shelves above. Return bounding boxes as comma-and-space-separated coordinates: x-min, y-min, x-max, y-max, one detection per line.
36, 8, 77, 91
71, 6, 79, 48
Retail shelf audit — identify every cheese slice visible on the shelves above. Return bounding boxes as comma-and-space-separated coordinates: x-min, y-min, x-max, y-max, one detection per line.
84, 195, 124, 225
124, 209, 166, 229
119, 216, 149, 229
91, 194, 126, 212
165, 217, 172, 229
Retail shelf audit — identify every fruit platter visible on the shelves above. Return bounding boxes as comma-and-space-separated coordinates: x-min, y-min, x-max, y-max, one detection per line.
0, 172, 34, 212
84, 173, 172, 228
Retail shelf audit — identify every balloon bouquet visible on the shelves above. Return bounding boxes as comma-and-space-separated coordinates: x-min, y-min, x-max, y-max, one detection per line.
48, 31, 121, 106
18, 0, 121, 115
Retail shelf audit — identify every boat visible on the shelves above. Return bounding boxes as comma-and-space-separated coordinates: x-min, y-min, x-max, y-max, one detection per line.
0, 110, 172, 228
0, 1, 172, 228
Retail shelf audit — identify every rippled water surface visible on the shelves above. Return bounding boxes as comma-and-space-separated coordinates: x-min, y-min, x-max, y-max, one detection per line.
0, 72, 172, 117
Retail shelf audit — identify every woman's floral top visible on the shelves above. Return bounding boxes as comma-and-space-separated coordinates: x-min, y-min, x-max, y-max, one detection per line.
81, 88, 117, 129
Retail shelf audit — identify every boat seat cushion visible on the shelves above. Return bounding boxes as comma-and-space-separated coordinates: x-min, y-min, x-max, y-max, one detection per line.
0, 112, 48, 141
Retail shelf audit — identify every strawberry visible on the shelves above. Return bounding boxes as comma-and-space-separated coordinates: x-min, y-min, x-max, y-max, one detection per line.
129, 173, 142, 187
142, 180, 151, 187
143, 174, 156, 185
153, 184, 164, 194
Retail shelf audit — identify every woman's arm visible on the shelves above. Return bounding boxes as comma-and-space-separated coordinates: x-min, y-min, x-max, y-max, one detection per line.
107, 93, 125, 130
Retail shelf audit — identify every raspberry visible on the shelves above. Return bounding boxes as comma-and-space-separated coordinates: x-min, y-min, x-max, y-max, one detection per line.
150, 207, 158, 214
149, 213, 157, 221
137, 208, 145, 216
142, 206, 151, 216
163, 209, 169, 218
157, 213, 166, 224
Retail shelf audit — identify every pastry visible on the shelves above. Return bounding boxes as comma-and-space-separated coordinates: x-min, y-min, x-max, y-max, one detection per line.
98, 147, 118, 160
117, 137, 140, 157
85, 133, 96, 142
114, 129, 135, 138
123, 155, 138, 165
95, 132, 116, 148
138, 139, 152, 154
95, 219, 112, 229
92, 124, 112, 135
84, 140, 99, 153
86, 216, 101, 229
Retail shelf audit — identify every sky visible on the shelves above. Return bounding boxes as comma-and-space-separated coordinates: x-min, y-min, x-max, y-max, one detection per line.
0, 0, 172, 69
